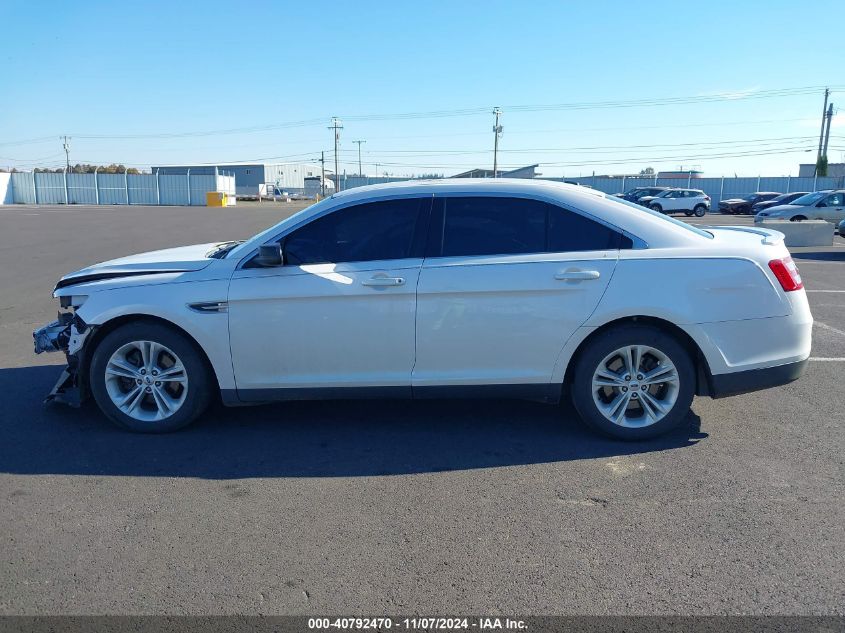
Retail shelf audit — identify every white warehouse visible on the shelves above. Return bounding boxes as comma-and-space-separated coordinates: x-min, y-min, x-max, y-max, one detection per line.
151, 162, 325, 196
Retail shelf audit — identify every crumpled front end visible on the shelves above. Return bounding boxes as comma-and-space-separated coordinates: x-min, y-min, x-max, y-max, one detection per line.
33, 309, 94, 407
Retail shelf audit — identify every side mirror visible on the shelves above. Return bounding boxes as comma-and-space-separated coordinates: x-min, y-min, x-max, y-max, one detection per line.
254, 243, 283, 267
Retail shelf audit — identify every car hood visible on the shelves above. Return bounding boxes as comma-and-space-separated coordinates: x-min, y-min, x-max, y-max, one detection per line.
757, 204, 803, 215
55, 242, 222, 290
720, 198, 747, 205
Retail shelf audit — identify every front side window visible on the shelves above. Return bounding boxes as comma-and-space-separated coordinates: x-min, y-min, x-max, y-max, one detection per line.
283, 198, 426, 265
433, 196, 624, 258
821, 193, 844, 207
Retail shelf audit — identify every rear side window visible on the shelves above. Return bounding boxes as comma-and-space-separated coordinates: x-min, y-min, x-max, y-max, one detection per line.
432, 197, 625, 258
283, 198, 427, 265
440, 197, 546, 257
548, 205, 623, 251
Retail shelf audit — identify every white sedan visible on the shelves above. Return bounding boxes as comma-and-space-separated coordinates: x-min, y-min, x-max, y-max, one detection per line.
34, 179, 812, 440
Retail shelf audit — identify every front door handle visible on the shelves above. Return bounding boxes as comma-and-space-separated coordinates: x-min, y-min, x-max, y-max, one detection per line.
555, 269, 601, 281
362, 276, 405, 287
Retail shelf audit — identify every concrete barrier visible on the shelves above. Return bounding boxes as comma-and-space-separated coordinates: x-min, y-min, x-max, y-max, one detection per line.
758, 220, 833, 247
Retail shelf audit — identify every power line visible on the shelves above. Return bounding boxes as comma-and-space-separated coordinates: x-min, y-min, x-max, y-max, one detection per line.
7, 84, 837, 143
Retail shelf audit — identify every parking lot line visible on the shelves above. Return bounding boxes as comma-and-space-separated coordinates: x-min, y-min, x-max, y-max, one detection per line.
809, 357, 845, 361
806, 290, 845, 293
814, 321, 845, 338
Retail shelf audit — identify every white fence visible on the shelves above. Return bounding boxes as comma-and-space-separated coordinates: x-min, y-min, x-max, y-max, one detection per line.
8, 171, 235, 206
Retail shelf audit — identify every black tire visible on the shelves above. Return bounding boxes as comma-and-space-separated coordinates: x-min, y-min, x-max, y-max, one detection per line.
790, 215, 806, 222
693, 205, 707, 217
89, 321, 213, 433
650, 204, 662, 213
684, 211, 693, 217
570, 324, 696, 441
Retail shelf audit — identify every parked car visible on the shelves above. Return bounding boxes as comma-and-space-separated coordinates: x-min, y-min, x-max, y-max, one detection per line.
614, 186, 670, 204
33, 179, 811, 441
838, 218, 845, 237
719, 192, 781, 215
752, 192, 810, 213
754, 190, 845, 224
640, 189, 711, 216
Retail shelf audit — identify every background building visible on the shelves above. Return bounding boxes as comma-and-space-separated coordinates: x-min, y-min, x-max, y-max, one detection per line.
451, 164, 540, 179
799, 163, 845, 178
151, 162, 324, 196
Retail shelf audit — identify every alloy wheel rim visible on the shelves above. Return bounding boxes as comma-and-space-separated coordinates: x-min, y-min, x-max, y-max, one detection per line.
591, 344, 679, 428
104, 340, 188, 422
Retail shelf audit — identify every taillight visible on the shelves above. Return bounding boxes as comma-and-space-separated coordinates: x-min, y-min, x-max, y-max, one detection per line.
704, 195, 711, 201
768, 257, 803, 292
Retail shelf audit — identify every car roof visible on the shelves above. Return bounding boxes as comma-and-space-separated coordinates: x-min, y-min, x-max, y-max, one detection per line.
329, 177, 609, 202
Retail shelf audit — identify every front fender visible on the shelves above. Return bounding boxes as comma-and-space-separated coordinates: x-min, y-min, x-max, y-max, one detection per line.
74, 280, 235, 390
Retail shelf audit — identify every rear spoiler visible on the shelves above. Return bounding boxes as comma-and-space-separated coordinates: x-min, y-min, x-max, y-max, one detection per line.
702, 225, 784, 245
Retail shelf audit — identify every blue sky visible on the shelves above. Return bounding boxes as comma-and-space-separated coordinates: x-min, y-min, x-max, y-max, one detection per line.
1, 0, 843, 177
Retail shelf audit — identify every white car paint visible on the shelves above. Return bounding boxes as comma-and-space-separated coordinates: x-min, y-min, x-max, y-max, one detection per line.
44, 179, 811, 422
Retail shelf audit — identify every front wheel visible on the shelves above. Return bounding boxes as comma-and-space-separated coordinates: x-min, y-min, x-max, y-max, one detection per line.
89, 321, 213, 432
693, 205, 707, 217
571, 325, 695, 440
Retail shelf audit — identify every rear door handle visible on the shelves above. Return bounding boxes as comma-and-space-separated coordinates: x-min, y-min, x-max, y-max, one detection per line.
555, 269, 601, 281
362, 276, 405, 287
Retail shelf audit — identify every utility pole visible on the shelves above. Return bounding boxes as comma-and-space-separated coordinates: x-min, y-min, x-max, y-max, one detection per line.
352, 140, 366, 176
815, 88, 830, 175
320, 151, 326, 197
492, 107, 502, 178
822, 102, 834, 158
329, 117, 343, 192
61, 136, 71, 171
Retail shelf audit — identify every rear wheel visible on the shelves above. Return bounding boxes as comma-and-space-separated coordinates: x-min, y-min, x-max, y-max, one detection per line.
693, 205, 707, 217
650, 204, 663, 213
571, 325, 695, 440
684, 211, 693, 217
89, 322, 213, 433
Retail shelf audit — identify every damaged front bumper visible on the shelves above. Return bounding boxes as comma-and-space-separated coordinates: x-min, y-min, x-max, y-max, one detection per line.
33, 312, 93, 407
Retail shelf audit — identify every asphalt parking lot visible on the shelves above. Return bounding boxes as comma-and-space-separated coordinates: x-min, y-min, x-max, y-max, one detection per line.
1, 203, 843, 615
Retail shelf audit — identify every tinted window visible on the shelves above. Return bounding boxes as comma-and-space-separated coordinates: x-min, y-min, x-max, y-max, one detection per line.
283, 198, 426, 264
434, 197, 624, 257
440, 197, 545, 257
548, 205, 623, 252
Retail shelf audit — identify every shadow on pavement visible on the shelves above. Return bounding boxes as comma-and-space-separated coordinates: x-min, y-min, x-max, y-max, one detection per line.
792, 250, 845, 262
1, 365, 706, 478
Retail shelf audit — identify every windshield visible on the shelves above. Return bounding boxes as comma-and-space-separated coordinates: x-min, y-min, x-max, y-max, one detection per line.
791, 192, 826, 206
606, 195, 713, 238
742, 194, 759, 201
